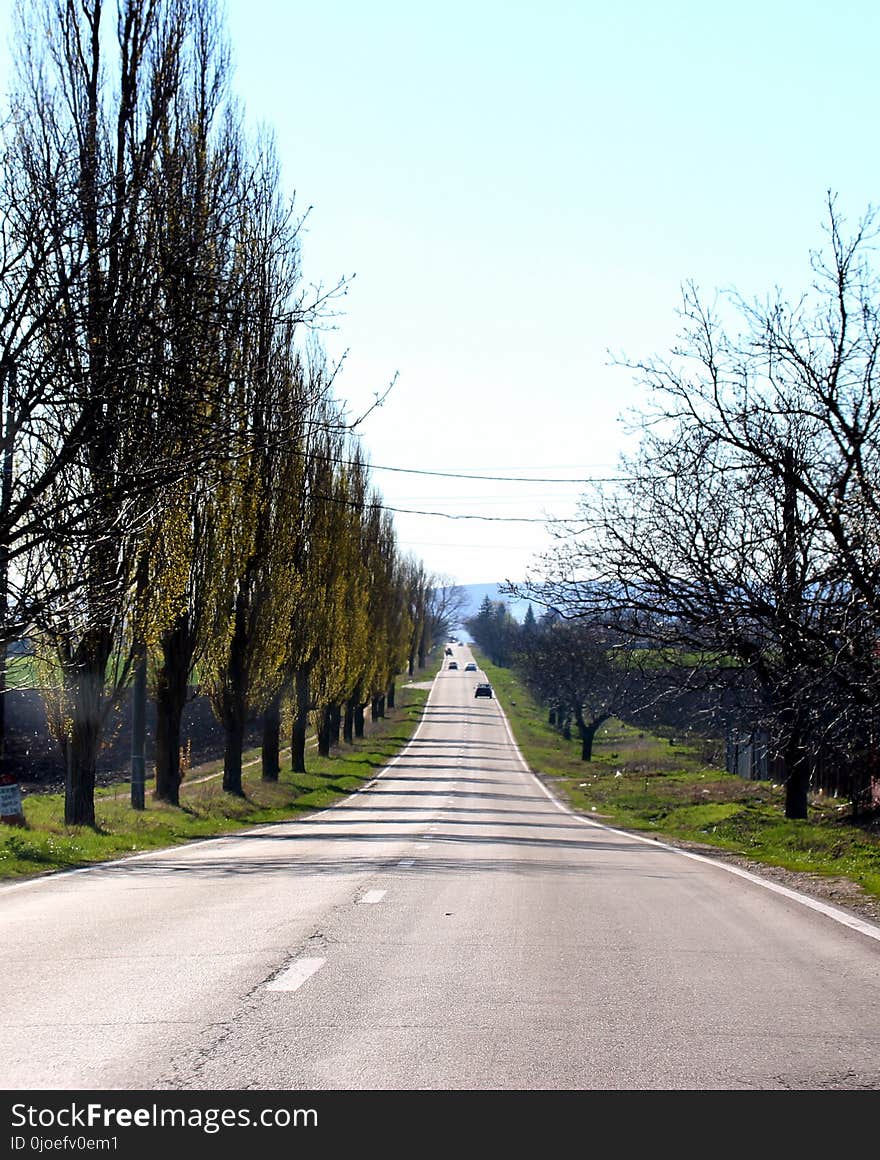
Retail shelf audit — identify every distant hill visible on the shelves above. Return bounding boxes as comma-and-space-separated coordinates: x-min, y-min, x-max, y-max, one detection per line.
453, 583, 536, 638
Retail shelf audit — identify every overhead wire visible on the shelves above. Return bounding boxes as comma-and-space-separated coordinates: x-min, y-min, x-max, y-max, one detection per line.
378, 504, 582, 523
363, 463, 623, 483
268, 439, 623, 484
305, 490, 583, 524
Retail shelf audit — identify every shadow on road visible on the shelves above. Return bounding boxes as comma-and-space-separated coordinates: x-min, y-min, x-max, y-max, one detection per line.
84, 821, 664, 880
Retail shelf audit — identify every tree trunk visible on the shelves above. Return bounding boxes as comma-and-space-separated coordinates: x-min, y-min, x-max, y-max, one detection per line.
223, 715, 245, 796
576, 712, 609, 762
291, 665, 310, 773
130, 650, 147, 809
262, 693, 281, 782
221, 592, 248, 796
66, 717, 100, 828
0, 366, 12, 784
317, 705, 332, 757
0, 638, 7, 784
154, 680, 186, 807
386, 679, 396, 709
329, 702, 341, 745
65, 645, 109, 826
783, 737, 810, 820
779, 450, 809, 821
354, 702, 366, 738
579, 722, 598, 761
343, 701, 354, 744
154, 618, 191, 805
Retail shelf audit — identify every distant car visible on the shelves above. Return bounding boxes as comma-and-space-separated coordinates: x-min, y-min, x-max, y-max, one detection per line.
474, 683, 493, 698
464, 662, 477, 672
445, 647, 453, 656
448, 661, 458, 670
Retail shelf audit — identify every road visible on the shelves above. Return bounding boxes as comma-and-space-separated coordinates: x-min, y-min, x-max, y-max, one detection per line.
2, 643, 879, 1090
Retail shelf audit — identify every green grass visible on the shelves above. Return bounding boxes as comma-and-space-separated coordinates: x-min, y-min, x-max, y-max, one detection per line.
476, 651, 880, 902
0, 660, 440, 882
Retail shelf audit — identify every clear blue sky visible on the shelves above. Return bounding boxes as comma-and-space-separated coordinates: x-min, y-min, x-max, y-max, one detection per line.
4, 1, 880, 584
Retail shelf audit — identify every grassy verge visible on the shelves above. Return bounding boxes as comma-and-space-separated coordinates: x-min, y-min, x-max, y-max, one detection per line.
477, 652, 880, 902
0, 663, 439, 883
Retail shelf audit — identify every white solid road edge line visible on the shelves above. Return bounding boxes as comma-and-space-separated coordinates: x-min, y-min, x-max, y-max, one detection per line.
492, 692, 880, 945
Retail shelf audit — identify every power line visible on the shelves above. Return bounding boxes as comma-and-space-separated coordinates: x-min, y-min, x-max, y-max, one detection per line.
393, 493, 579, 505
308, 490, 583, 524
306, 485, 589, 527
366, 463, 622, 484
378, 503, 583, 524
252, 430, 623, 484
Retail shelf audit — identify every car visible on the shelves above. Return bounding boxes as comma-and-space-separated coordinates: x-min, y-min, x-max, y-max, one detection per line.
474, 683, 493, 698
464, 662, 477, 672
448, 661, 458, 670
445, 647, 453, 656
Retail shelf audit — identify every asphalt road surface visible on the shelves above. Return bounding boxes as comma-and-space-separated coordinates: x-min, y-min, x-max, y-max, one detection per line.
2, 644, 879, 1090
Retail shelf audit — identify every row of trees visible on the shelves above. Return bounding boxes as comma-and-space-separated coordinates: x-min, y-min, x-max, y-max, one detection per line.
514, 197, 880, 819
0, 0, 441, 825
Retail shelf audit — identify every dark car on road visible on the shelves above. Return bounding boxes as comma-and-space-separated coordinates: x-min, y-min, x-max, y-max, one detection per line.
448, 661, 459, 670
474, 683, 493, 698
464, 662, 477, 672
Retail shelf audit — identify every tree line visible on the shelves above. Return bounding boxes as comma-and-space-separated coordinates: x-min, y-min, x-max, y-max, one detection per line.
509, 197, 880, 820
466, 598, 645, 762
0, 0, 446, 826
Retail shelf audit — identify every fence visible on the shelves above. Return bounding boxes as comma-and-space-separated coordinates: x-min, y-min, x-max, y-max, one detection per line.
725, 728, 771, 781
726, 725, 880, 811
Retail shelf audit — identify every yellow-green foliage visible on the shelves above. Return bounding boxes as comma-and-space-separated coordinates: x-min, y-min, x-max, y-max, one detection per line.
30, 649, 71, 752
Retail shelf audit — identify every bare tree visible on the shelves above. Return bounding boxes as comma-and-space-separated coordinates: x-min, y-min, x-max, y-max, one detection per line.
425, 575, 468, 644
514, 618, 637, 760
522, 198, 880, 818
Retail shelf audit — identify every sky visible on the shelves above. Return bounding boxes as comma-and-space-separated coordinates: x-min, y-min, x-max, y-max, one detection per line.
4, 0, 880, 586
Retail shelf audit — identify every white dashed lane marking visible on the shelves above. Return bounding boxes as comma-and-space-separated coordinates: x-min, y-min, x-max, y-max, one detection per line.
264, 957, 326, 992
361, 890, 386, 904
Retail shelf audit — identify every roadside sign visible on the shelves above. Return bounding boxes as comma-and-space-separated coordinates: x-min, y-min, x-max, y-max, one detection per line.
0, 772, 25, 825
